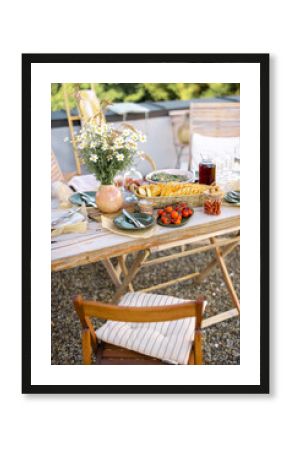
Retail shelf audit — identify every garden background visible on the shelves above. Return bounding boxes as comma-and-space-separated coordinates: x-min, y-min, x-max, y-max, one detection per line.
51, 83, 240, 111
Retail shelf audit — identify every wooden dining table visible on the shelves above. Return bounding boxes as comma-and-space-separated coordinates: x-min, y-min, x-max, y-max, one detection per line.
51, 206, 240, 328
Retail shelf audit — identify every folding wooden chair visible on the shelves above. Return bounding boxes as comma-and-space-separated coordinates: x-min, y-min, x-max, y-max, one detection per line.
168, 109, 190, 169
189, 102, 240, 172
63, 84, 156, 176
51, 149, 65, 182
74, 293, 205, 365
51, 148, 79, 183
63, 84, 99, 175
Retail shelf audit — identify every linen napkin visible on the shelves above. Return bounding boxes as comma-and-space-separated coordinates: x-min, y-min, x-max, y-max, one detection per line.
101, 215, 156, 239
51, 205, 88, 237
51, 220, 87, 237
68, 174, 100, 192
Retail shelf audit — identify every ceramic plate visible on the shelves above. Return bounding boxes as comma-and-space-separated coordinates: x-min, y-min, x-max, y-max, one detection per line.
70, 191, 96, 206
224, 191, 240, 206
114, 213, 155, 231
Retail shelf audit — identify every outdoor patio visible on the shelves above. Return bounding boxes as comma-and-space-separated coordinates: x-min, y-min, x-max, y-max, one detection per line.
52, 245, 240, 365
51, 84, 240, 366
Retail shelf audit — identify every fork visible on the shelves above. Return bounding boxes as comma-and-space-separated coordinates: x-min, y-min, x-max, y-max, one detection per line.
122, 208, 145, 229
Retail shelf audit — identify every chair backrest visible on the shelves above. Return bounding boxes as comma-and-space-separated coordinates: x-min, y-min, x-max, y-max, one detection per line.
51, 149, 64, 182
73, 294, 205, 364
77, 89, 104, 124
189, 102, 240, 172
169, 109, 190, 146
51, 149, 78, 183
190, 102, 240, 138
137, 151, 157, 172
62, 84, 101, 176
74, 295, 204, 323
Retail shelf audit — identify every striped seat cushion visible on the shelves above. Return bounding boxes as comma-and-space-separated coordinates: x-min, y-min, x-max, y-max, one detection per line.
96, 293, 198, 365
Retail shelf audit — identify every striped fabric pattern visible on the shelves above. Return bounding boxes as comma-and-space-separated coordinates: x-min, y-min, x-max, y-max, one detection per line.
51, 150, 64, 182
96, 293, 197, 365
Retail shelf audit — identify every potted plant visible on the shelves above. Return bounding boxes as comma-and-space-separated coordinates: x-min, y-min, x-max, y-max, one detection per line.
75, 120, 146, 213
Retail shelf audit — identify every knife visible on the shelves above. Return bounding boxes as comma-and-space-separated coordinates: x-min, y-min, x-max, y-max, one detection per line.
122, 209, 145, 229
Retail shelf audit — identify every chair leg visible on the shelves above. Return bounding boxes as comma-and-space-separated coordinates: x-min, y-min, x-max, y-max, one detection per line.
194, 331, 203, 365
82, 328, 92, 365
187, 349, 195, 365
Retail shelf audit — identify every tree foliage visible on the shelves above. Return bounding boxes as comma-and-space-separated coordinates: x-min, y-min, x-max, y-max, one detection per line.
51, 83, 240, 111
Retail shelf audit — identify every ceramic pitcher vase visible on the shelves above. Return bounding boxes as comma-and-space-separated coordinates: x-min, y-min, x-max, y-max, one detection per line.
95, 185, 123, 213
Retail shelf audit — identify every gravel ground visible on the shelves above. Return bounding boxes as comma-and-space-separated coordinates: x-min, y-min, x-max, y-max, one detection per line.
51, 245, 240, 365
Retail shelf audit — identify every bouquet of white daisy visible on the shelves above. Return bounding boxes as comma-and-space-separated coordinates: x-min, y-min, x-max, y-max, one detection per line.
75, 121, 146, 185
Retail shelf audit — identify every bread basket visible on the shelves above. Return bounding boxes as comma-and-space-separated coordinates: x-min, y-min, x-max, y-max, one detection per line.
135, 183, 208, 208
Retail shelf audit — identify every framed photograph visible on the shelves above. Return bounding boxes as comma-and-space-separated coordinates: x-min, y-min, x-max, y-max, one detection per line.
22, 53, 269, 394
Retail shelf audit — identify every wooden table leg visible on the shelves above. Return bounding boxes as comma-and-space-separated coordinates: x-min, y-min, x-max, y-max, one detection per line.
209, 237, 240, 313
111, 250, 150, 304
101, 258, 122, 288
197, 240, 239, 284
117, 255, 134, 292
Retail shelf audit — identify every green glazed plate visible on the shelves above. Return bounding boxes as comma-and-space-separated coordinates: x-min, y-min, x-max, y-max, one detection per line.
70, 191, 96, 206
114, 213, 155, 231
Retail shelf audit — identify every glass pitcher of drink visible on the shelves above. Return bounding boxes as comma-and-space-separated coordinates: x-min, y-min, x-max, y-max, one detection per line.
123, 166, 143, 190
199, 158, 216, 185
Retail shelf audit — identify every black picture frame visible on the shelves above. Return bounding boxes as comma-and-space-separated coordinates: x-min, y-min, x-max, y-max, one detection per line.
22, 53, 269, 394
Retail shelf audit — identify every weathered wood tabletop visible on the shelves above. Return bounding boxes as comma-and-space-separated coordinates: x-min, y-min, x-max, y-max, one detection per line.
51, 206, 240, 272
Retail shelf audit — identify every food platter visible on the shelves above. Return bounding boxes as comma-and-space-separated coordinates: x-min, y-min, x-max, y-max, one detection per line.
157, 215, 190, 228
135, 182, 208, 208
145, 169, 195, 184
156, 203, 193, 227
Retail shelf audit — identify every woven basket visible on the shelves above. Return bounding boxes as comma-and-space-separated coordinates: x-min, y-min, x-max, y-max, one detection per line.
136, 192, 204, 208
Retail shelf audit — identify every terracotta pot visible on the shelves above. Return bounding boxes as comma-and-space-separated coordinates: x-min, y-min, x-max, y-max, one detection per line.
95, 185, 123, 213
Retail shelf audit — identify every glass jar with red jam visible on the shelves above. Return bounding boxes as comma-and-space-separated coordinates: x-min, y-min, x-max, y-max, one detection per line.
199, 159, 216, 185
203, 187, 223, 216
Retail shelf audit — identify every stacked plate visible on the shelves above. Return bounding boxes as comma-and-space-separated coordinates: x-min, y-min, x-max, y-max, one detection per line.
224, 190, 240, 206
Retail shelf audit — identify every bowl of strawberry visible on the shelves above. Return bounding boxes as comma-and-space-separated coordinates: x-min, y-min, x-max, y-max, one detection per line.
157, 203, 193, 227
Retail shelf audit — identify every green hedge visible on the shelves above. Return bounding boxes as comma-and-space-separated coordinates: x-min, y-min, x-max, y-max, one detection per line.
51, 83, 240, 111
